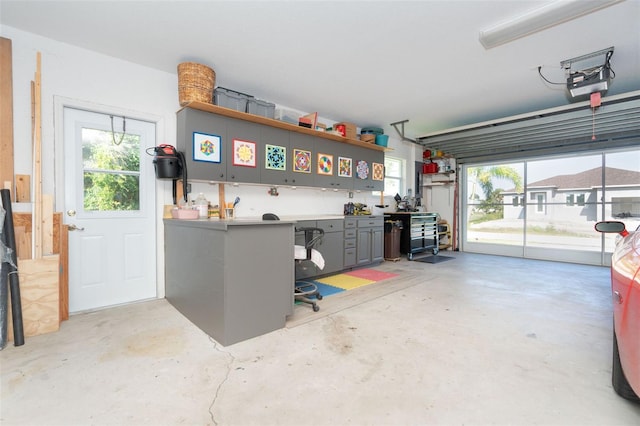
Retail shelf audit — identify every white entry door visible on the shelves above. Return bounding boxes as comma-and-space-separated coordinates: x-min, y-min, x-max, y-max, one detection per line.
64, 107, 157, 313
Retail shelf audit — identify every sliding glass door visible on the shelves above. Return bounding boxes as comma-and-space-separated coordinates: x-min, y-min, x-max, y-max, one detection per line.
462, 148, 640, 265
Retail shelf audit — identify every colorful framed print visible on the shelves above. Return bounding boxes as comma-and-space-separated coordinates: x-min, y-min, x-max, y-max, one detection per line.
356, 160, 369, 180
317, 153, 333, 175
232, 139, 257, 167
293, 148, 312, 173
372, 162, 384, 181
193, 132, 221, 163
338, 156, 352, 178
266, 144, 286, 170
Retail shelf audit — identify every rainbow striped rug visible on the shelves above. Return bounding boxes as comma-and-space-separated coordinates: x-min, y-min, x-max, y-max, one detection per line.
296, 268, 399, 299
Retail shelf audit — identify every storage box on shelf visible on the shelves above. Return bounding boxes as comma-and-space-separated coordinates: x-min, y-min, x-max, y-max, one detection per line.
247, 98, 275, 118
214, 87, 251, 112
334, 122, 357, 139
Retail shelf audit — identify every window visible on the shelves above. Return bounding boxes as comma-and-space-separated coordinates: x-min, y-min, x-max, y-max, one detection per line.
566, 194, 574, 206
383, 156, 403, 196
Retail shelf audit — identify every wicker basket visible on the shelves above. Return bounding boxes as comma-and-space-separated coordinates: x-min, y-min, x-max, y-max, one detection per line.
177, 62, 216, 106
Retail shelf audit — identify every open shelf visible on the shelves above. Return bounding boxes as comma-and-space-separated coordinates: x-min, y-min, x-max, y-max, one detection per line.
182, 101, 392, 152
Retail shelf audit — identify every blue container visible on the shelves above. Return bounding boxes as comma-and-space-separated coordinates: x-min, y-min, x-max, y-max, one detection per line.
375, 134, 389, 147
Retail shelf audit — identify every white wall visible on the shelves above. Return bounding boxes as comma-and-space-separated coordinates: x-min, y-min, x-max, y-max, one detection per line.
3, 26, 432, 296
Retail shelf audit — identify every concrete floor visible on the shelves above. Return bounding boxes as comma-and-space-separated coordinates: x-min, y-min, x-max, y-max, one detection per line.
2, 252, 639, 425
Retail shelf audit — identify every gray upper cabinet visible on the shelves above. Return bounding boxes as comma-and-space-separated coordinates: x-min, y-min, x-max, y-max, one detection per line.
176, 104, 387, 190
177, 108, 227, 181
314, 138, 350, 190
226, 118, 262, 183
287, 133, 316, 187
342, 143, 385, 192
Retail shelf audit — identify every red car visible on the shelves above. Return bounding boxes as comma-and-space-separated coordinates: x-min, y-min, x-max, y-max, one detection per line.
595, 221, 640, 401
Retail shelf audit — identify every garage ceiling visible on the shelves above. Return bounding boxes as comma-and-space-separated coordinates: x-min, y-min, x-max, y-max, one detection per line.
1, 1, 640, 150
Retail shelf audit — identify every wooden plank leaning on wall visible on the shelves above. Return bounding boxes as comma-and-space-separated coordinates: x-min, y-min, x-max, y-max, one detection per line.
0, 37, 14, 193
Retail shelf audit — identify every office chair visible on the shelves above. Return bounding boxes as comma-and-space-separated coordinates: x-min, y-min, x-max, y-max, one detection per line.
262, 213, 324, 312
294, 227, 325, 312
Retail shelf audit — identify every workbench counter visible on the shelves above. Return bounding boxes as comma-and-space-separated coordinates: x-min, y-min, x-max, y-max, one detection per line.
163, 218, 295, 346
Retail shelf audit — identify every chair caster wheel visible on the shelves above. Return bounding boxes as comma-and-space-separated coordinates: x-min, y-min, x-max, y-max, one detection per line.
313, 304, 320, 312
317, 294, 323, 300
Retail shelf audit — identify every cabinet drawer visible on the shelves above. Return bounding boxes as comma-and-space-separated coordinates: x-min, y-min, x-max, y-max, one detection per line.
344, 238, 356, 249
319, 219, 344, 232
357, 217, 383, 228
344, 248, 356, 267
344, 228, 357, 239
344, 217, 357, 228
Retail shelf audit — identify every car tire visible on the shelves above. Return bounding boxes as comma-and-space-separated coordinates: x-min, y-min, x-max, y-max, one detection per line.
612, 331, 640, 401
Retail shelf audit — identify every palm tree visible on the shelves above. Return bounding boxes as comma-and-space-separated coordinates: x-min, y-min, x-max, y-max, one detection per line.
468, 166, 523, 217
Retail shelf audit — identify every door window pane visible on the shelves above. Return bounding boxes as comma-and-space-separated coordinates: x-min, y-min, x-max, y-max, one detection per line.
82, 128, 141, 211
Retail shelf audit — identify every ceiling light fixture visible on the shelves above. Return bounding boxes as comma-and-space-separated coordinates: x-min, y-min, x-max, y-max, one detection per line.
478, 0, 623, 49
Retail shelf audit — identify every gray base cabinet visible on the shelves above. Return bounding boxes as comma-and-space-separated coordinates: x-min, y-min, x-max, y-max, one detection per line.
295, 219, 344, 279
297, 216, 383, 280
164, 219, 294, 346
356, 217, 384, 265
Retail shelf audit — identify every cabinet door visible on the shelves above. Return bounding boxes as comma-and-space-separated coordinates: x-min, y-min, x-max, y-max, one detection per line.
344, 144, 385, 192
225, 118, 260, 183
226, 118, 261, 183
288, 133, 315, 187
261, 126, 291, 185
315, 138, 347, 190
356, 227, 372, 265
317, 231, 344, 275
177, 108, 227, 181
371, 227, 384, 262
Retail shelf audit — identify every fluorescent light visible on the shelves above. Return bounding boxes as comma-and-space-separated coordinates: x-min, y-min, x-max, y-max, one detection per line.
479, 0, 624, 49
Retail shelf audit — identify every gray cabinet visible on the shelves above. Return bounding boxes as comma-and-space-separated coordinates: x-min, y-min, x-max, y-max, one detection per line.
295, 219, 344, 279
342, 144, 385, 192
356, 216, 384, 265
314, 138, 350, 190
177, 108, 227, 181
286, 132, 315, 187
177, 104, 387, 191
226, 117, 262, 183
164, 219, 295, 346
317, 219, 344, 275
344, 217, 357, 268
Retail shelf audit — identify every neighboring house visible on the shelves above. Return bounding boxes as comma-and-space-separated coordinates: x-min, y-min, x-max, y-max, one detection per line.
503, 167, 640, 223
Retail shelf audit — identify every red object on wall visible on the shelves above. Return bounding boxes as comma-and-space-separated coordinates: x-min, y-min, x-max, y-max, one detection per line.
422, 162, 438, 174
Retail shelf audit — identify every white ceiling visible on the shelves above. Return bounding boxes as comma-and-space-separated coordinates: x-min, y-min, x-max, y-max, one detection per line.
2, 0, 639, 140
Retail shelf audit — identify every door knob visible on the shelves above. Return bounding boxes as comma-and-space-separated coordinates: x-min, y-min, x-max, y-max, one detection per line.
68, 224, 85, 231
67, 209, 76, 216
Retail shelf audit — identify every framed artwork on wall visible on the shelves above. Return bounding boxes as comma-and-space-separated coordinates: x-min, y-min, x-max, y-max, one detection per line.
317, 153, 333, 175
293, 148, 312, 173
372, 162, 384, 181
338, 156, 352, 177
266, 144, 286, 170
356, 160, 369, 180
233, 139, 257, 167
193, 132, 221, 163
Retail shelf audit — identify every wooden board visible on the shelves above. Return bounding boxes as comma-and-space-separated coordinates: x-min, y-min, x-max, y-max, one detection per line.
8, 255, 60, 341
42, 194, 54, 254
11, 212, 69, 320
15, 174, 30, 202
59, 225, 69, 321
0, 37, 14, 195
33, 52, 43, 258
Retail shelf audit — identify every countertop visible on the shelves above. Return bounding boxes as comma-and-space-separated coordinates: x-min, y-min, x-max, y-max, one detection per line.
164, 214, 390, 230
